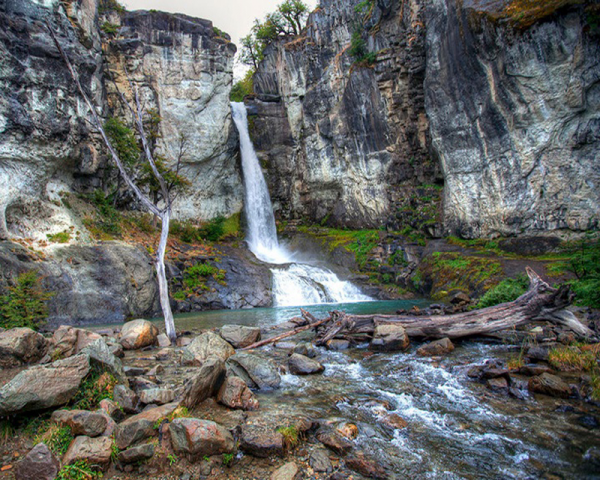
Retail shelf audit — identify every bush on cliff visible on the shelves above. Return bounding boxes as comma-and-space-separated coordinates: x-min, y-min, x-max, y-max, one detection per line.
0, 271, 53, 330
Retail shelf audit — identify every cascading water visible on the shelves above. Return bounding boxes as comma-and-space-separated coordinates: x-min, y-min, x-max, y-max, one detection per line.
231, 102, 371, 307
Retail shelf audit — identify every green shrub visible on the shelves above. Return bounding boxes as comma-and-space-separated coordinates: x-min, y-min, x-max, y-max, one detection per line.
57, 460, 102, 480
87, 189, 122, 236
184, 263, 218, 289
199, 216, 226, 242
561, 235, 600, 308
46, 230, 71, 243
70, 368, 118, 411
476, 275, 529, 308
101, 21, 119, 35
230, 70, 254, 102
0, 271, 53, 330
38, 425, 74, 456
172, 290, 187, 301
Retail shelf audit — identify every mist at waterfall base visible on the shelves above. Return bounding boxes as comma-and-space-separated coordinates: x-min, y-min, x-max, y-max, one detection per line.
231, 102, 371, 307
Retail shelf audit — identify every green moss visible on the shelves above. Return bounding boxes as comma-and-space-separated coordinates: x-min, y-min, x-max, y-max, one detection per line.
476, 275, 529, 308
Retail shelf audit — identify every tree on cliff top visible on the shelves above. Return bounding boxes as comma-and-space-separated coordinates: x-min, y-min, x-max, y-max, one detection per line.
48, 26, 178, 342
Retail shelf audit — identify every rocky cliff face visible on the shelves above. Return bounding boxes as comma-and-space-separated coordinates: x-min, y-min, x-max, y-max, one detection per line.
252, 0, 599, 238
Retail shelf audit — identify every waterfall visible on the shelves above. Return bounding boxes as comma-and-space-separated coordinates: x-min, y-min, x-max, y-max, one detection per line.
231, 102, 371, 307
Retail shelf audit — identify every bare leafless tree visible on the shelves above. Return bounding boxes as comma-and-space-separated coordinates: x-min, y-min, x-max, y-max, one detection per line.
47, 25, 177, 341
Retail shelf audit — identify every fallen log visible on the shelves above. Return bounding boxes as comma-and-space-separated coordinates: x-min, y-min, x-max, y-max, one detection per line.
332, 267, 593, 340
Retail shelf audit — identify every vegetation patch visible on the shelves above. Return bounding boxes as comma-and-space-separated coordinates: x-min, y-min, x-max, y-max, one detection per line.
549, 343, 600, 372
231, 70, 254, 102
38, 424, 74, 456
46, 230, 72, 243
476, 275, 529, 308
0, 271, 53, 330
71, 368, 118, 411
277, 425, 300, 449
501, 0, 585, 29
57, 460, 102, 480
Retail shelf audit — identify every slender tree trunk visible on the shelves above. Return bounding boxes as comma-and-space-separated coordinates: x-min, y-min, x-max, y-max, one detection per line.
156, 209, 176, 341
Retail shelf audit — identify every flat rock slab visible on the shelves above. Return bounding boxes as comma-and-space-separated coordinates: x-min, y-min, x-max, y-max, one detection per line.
62, 435, 112, 470
241, 425, 284, 458
220, 325, 261, 348
14, 443, 59, 480
0, 354, 89, 415
114, 402, 179, 449
169, 418, 234, 459
119, 319, 158, 350
271, 462, 300, 480
226, 352, 281, 390
0, 327, 49, 368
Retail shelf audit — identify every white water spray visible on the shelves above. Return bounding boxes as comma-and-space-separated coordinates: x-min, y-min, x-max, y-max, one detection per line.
231, 102, 371, 306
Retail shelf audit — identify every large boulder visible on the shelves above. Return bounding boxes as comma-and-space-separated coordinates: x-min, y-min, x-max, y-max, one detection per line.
226, 353, 281, 390
182, 356, 226, 408
217, 375, 259, 411
528, 373, 571, 398
288, 353, 325, 375
240, 425, 284, 458
119, 319, 159, 350
220, 325, 261, 349
118, 443, 155, 464
416, 338, 455, 356
0, 354, 90, 415
169, 418, 235, 459
0, 327, 49, 367
369, 324, 409, 352
186, 332, 235, 364
80, 338, 128, 384
114, 402, 179, 449
14, 443, 60, 480
51, 326, 102, 359
62, 436, 112, 470
51, 409, 109, 437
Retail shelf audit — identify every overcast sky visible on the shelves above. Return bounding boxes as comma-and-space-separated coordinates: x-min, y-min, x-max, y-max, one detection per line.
123, 0, 318, 77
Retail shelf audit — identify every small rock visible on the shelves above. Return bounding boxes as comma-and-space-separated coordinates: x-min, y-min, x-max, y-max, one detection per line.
326, 339, 350, 350
370, 324, 409, 352
157, 333, 171, 348
240, 425, 284, 458
309, 449, 333, 473
62, 436, 112, 470
316, 429, 353, 455
416, 338, 455, 356
182, 356, 226, 409
0, 354, 90, 415
113, 384, 139, 414
51, 326, 102, 360
14, 443, 59, 480
288, 353, 325, 375
176, 337, 192, 347
139, 388, 176, 406
226, 353, 281, 390
519, 364, 554, 376
483, 368, 510, 379
487, 377, 509, 394
345, 452, 388, 479
52, 409, 109, 437
271, 462, 300, 480
119, 319, 159, 350
169, 418, 235, 459
293, 342, 318, 358
528, 373, 571, 398
450, 292, 471, 305
99, 399, 125, 422
336, 422, 359, 439
186, 332, 235, 364
0, 327, 50, 367
124, 366, 147, 377
220, 325, 261, 349
217, 375, 259, 410
526, 346, 549, 362
80, 338, 128, 384
379, 413, 408, 430
118, 443, 155, 464
114, 402, 179, 449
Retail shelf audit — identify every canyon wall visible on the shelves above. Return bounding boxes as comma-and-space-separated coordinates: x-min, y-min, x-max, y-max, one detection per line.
251, 0, 600, 238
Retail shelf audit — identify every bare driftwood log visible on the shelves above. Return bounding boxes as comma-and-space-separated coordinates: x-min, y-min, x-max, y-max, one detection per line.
331, 267, 593, 340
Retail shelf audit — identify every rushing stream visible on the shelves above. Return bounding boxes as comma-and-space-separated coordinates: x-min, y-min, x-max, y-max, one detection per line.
231, 102, 371, 307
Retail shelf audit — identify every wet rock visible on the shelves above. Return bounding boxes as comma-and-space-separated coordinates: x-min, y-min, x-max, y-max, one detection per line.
288, 353, 325, 375
220, 325, 261, 349
240, 425, 284, 458
226, 353, 281, 390
169, 418, 235, 459
271, 462, 300, 480
99, 399, 125, 422
0, 354, 89, 415
519, 364, 554, 376
62, 436, 113, 470
487, 377, 509, 394
509, 387, 526, 400
583, 446, 600, 468
119, 319, 159, 350
139, 388, 177, 406
578, 415, 599, 429
157, 333, 171, 348
80, 338, 128, 384
526, 346, 550, 362
118, 443, 155, 464
416, 338, 455, 356
14, 443, 59, 480
130, 377, 158, 392
51, 326, 102, 359
113, 384, 139, 414
483, 368, 510, 379
309, 449, 333, 473
52, 409, 109, 437
346, 452, 388, 479
186, 332, 235, 364
316, 429, 353, 455
326, 339, 350, 350
466, 365, 484, 379
182, 356, 226, 408
0, 327, 50, 367
293, 342, 318, 358
124, 366, 147, 377
528, 373, 571, 398
370, 324, 409, 352
217, 375, 259, 410
114, 402, 179, 449
379, 414, 408, 430
336, 422, 359, 439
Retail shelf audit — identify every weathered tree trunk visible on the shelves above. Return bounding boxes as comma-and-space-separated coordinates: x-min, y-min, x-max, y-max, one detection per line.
156, 210, 176, 341
324, 267, 593, 341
